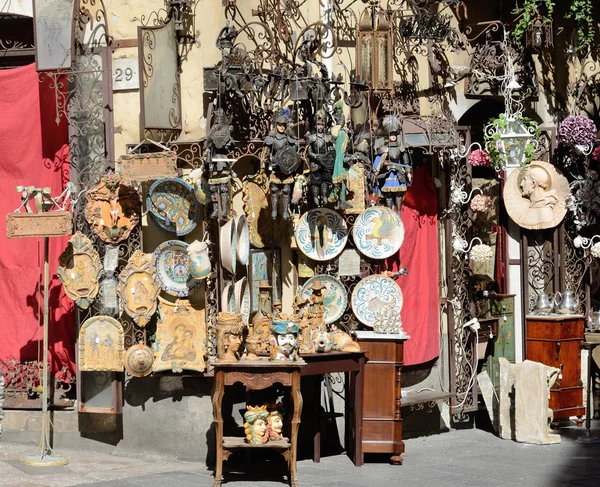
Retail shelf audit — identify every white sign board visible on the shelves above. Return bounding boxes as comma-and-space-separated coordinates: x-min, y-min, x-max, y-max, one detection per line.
112, 58, 139, 91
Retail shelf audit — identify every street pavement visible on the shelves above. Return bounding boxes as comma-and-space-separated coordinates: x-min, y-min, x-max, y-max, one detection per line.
1, 423, 600, 487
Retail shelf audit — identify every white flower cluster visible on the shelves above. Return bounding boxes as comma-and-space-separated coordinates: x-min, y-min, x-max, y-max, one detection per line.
591, 242, 600, 259
470, 244, 493, 263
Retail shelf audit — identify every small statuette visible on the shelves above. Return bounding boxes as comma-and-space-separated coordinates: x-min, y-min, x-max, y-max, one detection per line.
215, 312, 243, 363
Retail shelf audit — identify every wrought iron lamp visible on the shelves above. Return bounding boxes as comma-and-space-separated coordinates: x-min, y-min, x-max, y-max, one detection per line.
497, 116, 534, 168
356, 2, 392, 90
526, 16, 553, 50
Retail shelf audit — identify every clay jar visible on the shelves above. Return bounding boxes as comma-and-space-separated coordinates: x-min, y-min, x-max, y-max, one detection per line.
216, 312, 243, 363
311, 329, 333, 353
187, 240, 211, 280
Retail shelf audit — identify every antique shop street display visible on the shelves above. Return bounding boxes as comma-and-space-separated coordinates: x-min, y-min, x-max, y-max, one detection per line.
147, 177, 201, 236
503, 160, 570, 230
154, 299, 207, 373
353, 206, 405, 260
152, 240, 201, 297
79, 316, 124, 372
58, 231, 103, 310
84, 174, 141, 244
294, 208, 348, 261
117, 250, 160, 328
351, 274, 404, 328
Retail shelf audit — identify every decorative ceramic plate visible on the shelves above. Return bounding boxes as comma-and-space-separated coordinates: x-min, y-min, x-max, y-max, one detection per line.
221, 283, 236, 313
147, 178, 201, 236
300, 275, 347, 324
235, 277, 251, 324
236, 214, 250, 266
152, 240, 201, 297
351, 275, 403, 328
220, 219, 237, 274
294, 208, 348, 261
352, 206, 405, 260
124, 343, 154, 377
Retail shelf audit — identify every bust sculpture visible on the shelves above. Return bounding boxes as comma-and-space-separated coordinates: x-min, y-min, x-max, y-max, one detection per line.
244, 405, 269, 444
269, 316, 299, 362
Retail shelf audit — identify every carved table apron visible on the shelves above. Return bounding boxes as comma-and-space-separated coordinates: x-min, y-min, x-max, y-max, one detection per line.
212, 358, 305, 487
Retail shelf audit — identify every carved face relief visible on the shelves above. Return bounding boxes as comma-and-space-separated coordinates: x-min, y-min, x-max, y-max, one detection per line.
58, 232, 102, 309
117, 250, 160, 328
84, 174, 141, 243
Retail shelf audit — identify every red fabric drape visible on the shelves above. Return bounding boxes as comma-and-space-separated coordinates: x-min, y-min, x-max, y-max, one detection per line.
0, 64, 74, 375
386, 165, 440, 366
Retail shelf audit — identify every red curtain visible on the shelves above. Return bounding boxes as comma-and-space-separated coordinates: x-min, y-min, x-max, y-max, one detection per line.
0, 64, 74, 375
386, 165, 440, 366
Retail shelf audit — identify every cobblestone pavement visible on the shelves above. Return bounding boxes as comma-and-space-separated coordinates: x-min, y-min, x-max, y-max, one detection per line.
1, 424, 599, 487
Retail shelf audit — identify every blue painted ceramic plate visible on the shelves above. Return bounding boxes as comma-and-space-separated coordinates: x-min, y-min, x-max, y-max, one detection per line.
300, 274, 347, 324
152, 240, 201, 297
294, 208, 348, 261
352, 206, 404, 260
351, 275, 403, 327
147, 178, 201, 236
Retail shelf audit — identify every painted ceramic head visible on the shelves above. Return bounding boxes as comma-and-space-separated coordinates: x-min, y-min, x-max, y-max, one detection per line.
267, 409, 284, 440
270, 319, 299, 361
244, 405, 269, 444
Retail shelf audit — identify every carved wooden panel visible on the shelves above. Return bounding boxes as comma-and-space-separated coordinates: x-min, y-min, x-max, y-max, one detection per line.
5, 211, 71, 238
224, 371, 292, 388
118, 151, 179, 182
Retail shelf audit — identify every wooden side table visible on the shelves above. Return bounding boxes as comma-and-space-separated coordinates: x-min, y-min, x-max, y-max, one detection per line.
212, 358, 305, 487
355, 331, 409, 465
525, 314, 585, 427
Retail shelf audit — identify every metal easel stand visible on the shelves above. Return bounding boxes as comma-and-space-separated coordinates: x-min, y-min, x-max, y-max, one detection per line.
20, 238, 68, 466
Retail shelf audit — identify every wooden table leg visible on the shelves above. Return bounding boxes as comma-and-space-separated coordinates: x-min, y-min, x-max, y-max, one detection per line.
312, 376, 321, 463
353, 355, 365, 467
212, 370, 225, 487
290, 370, 303, 487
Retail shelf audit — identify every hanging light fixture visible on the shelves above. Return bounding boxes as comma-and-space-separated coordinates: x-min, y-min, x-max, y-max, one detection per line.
356, 1, 392, 90
498, 117, 533, 168
526, 16, 553, 50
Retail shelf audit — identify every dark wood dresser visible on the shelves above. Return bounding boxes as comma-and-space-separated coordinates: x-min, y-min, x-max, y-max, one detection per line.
525, 314, 585, 427
355, 331, 408, 464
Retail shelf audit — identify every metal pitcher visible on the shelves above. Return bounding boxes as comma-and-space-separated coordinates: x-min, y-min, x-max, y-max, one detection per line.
554, 291, 578, 314
533, 293, 553, 315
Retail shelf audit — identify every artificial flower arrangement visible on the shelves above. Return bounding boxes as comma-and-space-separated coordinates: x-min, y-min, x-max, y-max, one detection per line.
470, 194, 494, 213
468, 149, 491, 167
558, 115, 597, 149
591, 242, 600, 260
470, 244, 494, 264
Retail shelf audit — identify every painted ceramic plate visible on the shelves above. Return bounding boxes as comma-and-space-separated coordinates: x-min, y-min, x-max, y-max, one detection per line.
124, 344, 154, 377
300, 275, 347, 324
351, 275, 403, 328
152, 240, 201, 297
352, 206, 405, 260
236, 214, 250, 266
235, 277, 251, 324
294, 208, 348, 261
221, 283, 236, 313
147, 178, 201, 236
220, 219, 237, 274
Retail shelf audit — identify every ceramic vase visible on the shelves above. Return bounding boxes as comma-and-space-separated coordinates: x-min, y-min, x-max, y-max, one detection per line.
187, 240, 211, 280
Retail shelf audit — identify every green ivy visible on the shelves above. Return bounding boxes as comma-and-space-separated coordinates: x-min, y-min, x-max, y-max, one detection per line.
566, 0, 594, 52
483, 113, 541, 169
512, 0, 555, 41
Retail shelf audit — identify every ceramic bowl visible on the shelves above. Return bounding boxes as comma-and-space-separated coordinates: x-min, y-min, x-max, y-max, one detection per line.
220, 219, 237, 274
236, 214, 250, 266
124, 343, 154, 377
234, 277, 251, 324
221, 283, 236, 313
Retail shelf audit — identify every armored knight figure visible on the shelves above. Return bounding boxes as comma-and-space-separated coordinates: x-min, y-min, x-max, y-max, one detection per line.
373, 115, 413, 213
331, 100, 351, 210
307, 112, 336, 207
205, 108, 235, 219
264, 112, 299, 220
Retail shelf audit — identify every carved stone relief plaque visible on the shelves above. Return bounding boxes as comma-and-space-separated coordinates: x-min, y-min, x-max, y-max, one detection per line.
117, 250, 160, 328
84, 174, 141, 244
154, 299, 207, 373
58, 232, 102, 309
6, 211, 72, 238
503, 161, 570, 230
79, 315, 124, 372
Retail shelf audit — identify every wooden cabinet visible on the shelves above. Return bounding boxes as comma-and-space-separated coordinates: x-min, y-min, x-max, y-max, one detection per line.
355, 331, 407, 464
478, 295, 516, 389
525, 315, 585, 426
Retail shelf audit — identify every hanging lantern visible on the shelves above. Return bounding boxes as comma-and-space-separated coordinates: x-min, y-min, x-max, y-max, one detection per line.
526, 16, 553, 50
356, 5, 392, 90
498, 117, 533, 168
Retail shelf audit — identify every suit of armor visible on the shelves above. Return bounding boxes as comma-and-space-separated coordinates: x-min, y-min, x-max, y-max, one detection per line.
307, 118, 336, 207
206, 109, 235, 219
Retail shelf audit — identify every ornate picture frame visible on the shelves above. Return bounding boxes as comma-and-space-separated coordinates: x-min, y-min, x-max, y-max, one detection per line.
84, 173, 141, 244
79, 316, 124, 372
117, 250, 160, 328
57, 231, 102, 310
